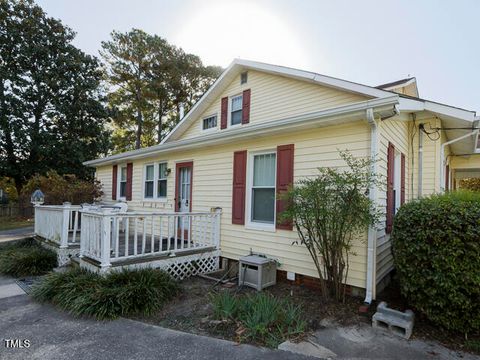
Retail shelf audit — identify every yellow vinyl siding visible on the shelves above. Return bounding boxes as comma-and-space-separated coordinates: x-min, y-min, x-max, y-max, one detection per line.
179, 70, 368, 140
409, 117, 442, 197
96, 121, 371, 288
376, 117, 410, 284
375, 116, 451, 286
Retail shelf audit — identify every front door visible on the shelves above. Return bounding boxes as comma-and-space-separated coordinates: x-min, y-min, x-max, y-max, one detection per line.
175, 162, 193, 240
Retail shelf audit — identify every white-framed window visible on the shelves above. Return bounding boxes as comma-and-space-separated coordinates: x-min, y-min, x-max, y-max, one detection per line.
119, 165, 127, 199
247, 151, 276, 230
230, 94, 243, 126
157, 162, 167, 198
202, 115, 217, 130
143, 161, 168, 200
144, 164, 154, 198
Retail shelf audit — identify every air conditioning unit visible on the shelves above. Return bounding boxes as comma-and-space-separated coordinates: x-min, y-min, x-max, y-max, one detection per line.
238, 255, 277, 291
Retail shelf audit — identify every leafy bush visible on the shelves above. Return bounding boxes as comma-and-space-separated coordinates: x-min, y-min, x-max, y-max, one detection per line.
20, 171, 103, 205
460, 178, 480, 191
0, 239, 57, 276
31, 268, 179, 320
211, 291, 306, 347
392, 191, 480, 334
281, 151, 381, 301
0, 176, 18, 203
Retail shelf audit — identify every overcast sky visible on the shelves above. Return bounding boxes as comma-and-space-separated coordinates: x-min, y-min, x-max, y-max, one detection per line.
37, 0, 480, 112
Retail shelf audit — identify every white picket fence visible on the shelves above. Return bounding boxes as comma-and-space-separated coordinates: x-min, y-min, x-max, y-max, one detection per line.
34, 204, 81, 248
79, 209, 222, 269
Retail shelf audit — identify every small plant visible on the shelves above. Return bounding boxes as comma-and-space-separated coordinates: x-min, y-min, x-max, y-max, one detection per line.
31, 267, 179, 320
465, 340, 480, 353
210, 291, 239, 320
210, 292, 306, 347
0, 239, 57, 276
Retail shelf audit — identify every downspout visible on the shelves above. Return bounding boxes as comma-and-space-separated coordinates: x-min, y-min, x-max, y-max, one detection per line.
440, 129, 479, 192
364, 108, 377, 305
418, 124, 423, 197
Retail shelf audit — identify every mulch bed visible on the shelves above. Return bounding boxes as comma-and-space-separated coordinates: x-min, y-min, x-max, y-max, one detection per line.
134, 274, 479, 355
134, 274, 369, 344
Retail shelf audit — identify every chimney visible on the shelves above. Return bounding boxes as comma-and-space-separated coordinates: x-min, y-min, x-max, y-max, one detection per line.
179, 103, 185, 120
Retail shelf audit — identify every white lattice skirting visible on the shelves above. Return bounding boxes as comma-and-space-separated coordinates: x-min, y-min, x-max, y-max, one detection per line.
80, 250, 220, 280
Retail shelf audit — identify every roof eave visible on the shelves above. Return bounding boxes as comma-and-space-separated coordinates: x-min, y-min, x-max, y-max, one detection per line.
84, 95, 399, 167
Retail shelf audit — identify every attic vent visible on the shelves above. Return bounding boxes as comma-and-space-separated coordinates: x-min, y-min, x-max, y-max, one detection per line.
241, 71, 248, 85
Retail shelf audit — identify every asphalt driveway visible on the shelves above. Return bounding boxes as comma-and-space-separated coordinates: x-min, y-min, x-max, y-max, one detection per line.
0, 289, 311, 360
0, 227, 34, 243
0, 275, 478, 360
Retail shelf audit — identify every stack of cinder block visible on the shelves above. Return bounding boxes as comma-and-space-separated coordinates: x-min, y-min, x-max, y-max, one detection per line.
372, 302, 415, 339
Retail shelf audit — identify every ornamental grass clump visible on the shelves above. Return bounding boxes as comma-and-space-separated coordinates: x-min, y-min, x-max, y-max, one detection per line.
392, 191, 480, 335
31, 267, 179, 320
0, 238, 57, 277
211, 291, 306, 347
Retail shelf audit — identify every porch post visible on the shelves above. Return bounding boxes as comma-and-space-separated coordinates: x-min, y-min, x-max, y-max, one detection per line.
34, 205, 39, 235
100, 209, 112, 269
214, 207, 222, 250
60, 202, 71, 249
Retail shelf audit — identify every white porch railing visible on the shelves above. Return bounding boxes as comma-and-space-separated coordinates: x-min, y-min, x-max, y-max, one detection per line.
34, 204, 81, 248
79, 209, 222, 269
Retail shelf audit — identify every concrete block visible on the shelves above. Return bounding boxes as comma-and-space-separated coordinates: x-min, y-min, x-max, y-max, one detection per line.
372, 301, 414, 339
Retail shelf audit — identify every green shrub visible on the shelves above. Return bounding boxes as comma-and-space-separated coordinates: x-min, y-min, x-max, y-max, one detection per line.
211, 292, 306, 347
31, 267, 179, 320
392, 191, 480, 334
0, 239, 57, 276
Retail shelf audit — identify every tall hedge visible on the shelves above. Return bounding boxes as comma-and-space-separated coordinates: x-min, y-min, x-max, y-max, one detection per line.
392, 191, 480, 334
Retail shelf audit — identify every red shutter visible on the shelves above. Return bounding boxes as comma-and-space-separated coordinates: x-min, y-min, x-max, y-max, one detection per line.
400, 153, 405, 205
220, 97, 228, 129
445, 165, 450, 191
126, 163, 133, 201
232, 151, 247, 224
242, 89, 251, 124
386, 143, 395, 234
276, 144, 294, 230
112, 165, 118, 200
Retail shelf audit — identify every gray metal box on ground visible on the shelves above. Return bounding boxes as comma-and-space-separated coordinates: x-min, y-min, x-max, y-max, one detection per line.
238, 255, 277, 290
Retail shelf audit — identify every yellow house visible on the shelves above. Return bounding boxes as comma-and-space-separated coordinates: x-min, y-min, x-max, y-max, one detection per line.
81, 59, 479, 303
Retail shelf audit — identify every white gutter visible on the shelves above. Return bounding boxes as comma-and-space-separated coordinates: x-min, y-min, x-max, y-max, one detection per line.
440, 129, 479, 192
364, 108, 378, 305
85, 95, 399, 167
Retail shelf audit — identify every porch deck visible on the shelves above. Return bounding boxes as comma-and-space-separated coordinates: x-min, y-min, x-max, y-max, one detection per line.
34, 204, 222, 278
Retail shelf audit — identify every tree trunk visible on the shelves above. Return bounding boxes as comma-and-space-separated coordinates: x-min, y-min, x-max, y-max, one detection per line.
135, 89, 143, 149
135, 106, 142, 149
157, 99, 163, 143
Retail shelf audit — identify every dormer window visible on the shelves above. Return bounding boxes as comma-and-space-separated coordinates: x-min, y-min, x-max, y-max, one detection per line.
231, 95, 243, 125
202, 115, 217, 130
241, 71, 248, 84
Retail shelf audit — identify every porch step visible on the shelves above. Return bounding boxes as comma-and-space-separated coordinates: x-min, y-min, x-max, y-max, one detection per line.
69, 256, 81, 268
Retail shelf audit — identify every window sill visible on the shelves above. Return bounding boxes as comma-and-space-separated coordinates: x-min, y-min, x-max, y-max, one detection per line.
245, 222, 276, 233
202, 127, 217, 133
142, 198, 168, 203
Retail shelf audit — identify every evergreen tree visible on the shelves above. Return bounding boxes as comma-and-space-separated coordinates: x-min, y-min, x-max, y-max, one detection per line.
0, 0, 110, 190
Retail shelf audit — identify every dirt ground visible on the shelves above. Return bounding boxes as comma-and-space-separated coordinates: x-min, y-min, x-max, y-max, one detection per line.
135, 273, 479, 355
135, 274, 369, 344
